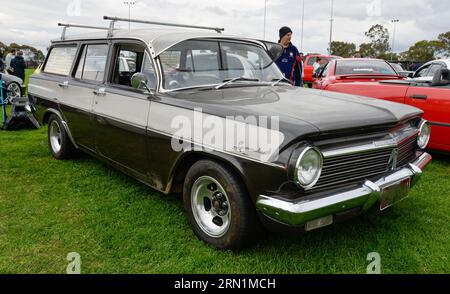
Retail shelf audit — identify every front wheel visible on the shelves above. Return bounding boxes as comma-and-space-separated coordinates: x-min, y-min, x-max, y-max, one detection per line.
6, 82, 22, 103
47, 114, 76, 160
183, 160, 261, 250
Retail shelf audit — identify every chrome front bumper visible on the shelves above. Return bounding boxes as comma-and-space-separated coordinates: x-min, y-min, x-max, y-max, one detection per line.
256, 152, 432, 227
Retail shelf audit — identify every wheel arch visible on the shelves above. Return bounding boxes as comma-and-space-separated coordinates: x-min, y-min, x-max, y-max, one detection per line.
44, 108, 78, 149
168, 151, 250, 197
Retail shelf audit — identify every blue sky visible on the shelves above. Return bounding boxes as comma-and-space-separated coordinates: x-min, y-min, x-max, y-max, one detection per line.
0, 0, 448, 54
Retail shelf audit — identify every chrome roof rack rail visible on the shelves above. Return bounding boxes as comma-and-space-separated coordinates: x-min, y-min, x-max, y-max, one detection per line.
103, 16, 225, 37
58, 23, 110, 41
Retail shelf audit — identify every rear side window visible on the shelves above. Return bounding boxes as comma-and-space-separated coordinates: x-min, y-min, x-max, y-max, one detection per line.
75, 44, 109, 82
44, 46, 77, 75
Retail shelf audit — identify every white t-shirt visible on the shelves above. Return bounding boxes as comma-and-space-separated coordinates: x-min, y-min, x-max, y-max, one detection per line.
5, 53, 15, 67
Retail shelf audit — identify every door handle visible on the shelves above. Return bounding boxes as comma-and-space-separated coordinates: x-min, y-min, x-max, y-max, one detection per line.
93, 88, 106, 96
410, 94, 427, 100
58, 81, 69, 89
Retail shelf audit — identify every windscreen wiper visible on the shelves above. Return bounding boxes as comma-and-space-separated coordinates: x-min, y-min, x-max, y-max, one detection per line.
271, 77, 293, 86
215, 77, 260, 90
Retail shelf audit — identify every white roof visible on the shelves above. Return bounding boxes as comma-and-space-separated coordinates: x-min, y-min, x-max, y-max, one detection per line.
422, 59, 450, 67
52, 28, 260, 57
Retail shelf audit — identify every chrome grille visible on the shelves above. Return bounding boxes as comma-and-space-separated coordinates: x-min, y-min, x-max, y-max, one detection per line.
397, 135, 418, 167
309, 147, 394, 193
306, 126, 420, 194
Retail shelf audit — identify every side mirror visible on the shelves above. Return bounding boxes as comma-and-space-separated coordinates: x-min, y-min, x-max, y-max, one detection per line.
131, 72, 152, 93
264, 42, 284, 61
407, 72, 414, 78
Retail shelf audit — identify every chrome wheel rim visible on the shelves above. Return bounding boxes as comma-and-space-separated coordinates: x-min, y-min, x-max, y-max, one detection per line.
7, 83, 21, 101
191, 176, 231, 238
49, 121, 62, 153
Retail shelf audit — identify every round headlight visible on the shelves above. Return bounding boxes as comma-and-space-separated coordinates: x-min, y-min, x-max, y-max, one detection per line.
295, 147, 323, 189
417, 120, 431, 149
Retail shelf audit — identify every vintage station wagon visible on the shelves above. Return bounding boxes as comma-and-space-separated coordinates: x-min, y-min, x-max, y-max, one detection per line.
28, 17, 432, 249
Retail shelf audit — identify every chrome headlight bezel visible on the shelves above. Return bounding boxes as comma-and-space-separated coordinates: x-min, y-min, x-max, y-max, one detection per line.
294, 147, 324, 189
417, 120, 431, 149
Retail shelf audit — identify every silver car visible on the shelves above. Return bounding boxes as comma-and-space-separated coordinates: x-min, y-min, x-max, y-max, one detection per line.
411, 59, 450, 82
0, 70, 25, 101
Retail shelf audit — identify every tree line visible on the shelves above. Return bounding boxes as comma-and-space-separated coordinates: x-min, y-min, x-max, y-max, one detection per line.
330, 25, 450, 62
0, 41, 45, 68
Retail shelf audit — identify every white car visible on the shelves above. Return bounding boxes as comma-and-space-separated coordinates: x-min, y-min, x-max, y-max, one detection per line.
411, 59, 450, 82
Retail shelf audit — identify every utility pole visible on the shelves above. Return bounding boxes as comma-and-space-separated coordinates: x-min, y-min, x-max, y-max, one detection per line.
391, 19, 399, 61
300, 0, 305, 52
328, 0, 334, 55
123, 1, 136, 32
263, 0, 268, 40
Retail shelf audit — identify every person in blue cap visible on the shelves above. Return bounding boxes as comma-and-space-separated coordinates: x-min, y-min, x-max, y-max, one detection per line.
275, 26, 303, 87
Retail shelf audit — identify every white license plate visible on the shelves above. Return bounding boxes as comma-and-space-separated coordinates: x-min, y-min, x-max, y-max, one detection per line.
379, 178, 411, 211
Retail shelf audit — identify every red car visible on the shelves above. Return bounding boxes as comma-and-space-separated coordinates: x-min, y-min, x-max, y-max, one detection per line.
318, 66, 450, 152
303, 54, 340, 87
312, 58, 404, 89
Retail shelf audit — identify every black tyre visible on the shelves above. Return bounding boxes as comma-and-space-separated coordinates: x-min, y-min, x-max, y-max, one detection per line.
183, 159, 261, 250
47, 114, 76, 160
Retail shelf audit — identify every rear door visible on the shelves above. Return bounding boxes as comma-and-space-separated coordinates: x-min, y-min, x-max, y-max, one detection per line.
91, 41, 156, 177
60, 42, 110, 152
405, 83, 450, 149
304, 56, 316, 82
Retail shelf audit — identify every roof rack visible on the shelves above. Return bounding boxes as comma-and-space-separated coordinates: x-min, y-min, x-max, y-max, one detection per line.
58, 23, 110, 41
103, 16, 225, 37
57, 17, 225, 41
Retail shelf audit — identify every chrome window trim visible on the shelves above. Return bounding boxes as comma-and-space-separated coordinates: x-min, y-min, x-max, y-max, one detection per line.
156, 38, 281, 94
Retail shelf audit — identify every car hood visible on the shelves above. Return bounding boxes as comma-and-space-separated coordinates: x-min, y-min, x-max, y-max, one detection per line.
164, 85, 423, 140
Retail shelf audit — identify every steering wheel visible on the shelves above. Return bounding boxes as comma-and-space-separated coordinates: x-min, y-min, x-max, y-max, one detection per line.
167, 68, 194, 88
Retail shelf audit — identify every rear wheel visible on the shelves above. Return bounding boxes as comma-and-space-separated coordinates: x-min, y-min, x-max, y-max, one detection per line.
183, 159, 261, 249
47, 114, 76, 160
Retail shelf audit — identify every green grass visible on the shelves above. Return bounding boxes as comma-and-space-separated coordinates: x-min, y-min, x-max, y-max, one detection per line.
0, 127, 449, 274
24, 68, 35, 96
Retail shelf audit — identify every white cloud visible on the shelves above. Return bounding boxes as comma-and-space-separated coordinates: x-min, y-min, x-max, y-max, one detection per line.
0, 0, 448, 55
